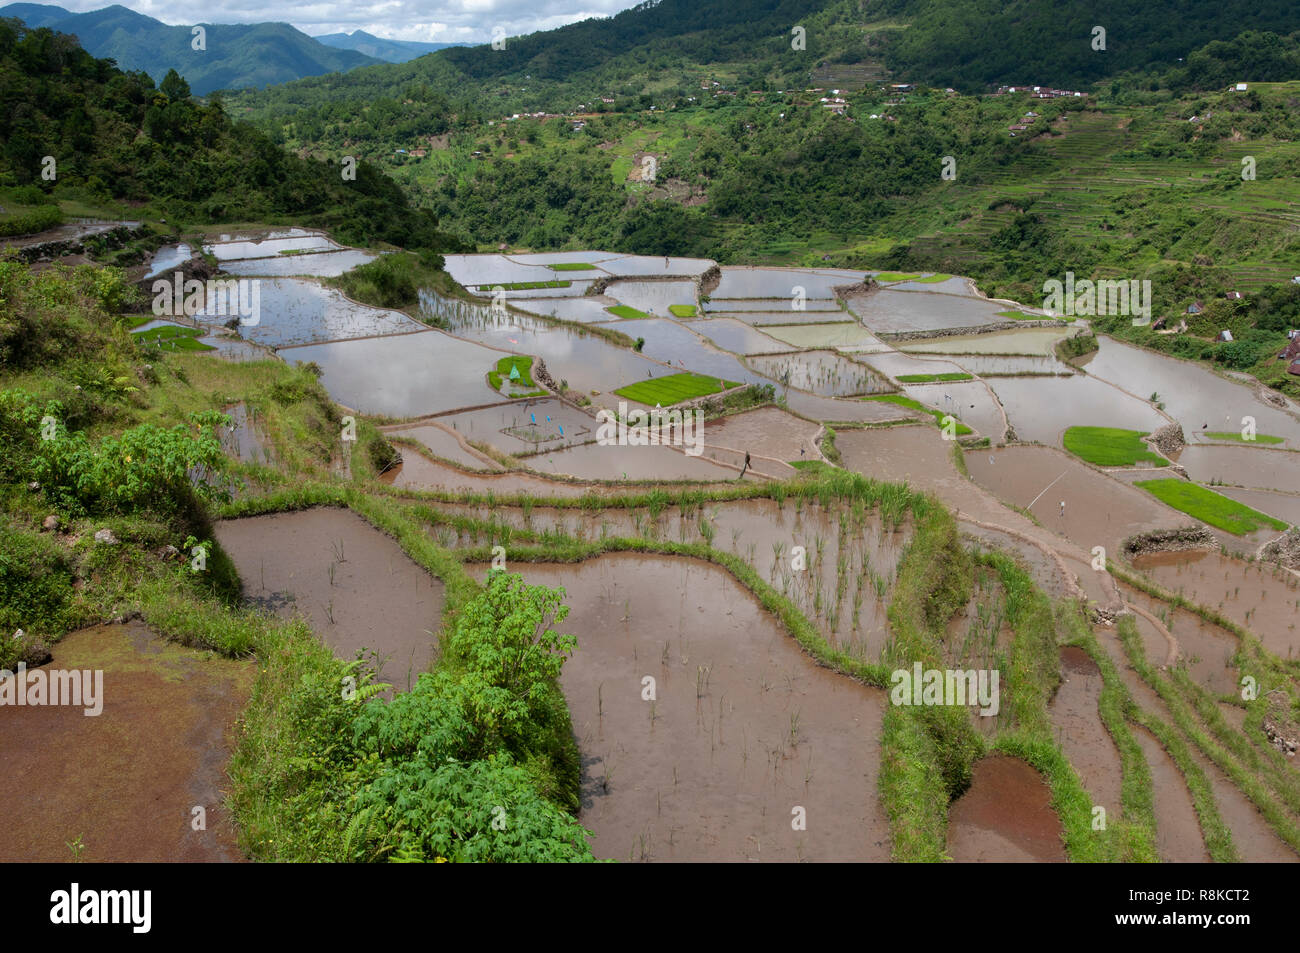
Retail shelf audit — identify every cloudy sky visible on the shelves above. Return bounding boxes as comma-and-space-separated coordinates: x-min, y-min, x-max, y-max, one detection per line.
53, 0, 645, 43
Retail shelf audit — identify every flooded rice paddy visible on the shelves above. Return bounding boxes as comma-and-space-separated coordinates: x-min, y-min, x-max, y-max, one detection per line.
946, 756, 1066, 862
283, 330, 505, 417
467, 553, 892, 861
215, 508, 446, 690
1130, 549, 1300, 658
138, 244, 1300, 863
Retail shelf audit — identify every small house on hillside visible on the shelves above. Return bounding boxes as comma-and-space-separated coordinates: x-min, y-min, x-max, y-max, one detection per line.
1282, 336, 1300, 361
1224, 290, 1243, 300
1186, 301, 1204, 314
1289, 359, 1300, 376
1216, 329, 1234, 342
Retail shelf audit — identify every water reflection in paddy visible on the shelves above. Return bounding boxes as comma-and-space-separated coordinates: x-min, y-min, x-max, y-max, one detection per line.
1083, 338, 1299, 445
219, 249, 377, 278
199, 277, 421, 348
988, 375, 1166, 444
282, 330, 506, 417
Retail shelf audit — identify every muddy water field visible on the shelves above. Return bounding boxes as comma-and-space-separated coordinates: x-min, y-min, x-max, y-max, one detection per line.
215, 507, 446, 691
466, 553, 893, 862
102, 245, 1300, 863
424, 493, 910, 660
0, 621, 251, 862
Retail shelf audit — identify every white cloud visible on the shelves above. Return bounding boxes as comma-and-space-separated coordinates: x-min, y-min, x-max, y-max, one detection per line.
50, 0, 640, 43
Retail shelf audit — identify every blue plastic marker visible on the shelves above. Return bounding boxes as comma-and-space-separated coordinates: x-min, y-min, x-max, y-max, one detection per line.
531, 413, 536, 424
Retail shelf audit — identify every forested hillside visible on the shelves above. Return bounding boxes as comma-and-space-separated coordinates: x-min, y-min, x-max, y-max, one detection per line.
0, 19, 464, 252
226, 0, 1300, 123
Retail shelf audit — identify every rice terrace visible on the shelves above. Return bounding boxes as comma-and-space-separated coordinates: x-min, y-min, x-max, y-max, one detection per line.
2, 0, 1300, 911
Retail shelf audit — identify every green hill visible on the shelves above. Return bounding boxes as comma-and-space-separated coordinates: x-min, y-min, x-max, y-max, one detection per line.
0, 3, 379, 94
0, 19, 464, 253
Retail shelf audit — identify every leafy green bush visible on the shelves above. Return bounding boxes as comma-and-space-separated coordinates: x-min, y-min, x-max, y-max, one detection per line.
33, 411, 229, 519
0, 389, 59, 485
0, 525, 76, 655
0, 203, 61, 237
365, 432, 399, 474
355, 754, 592, 863
235, 571, 591, 862
327, 251, 446, 309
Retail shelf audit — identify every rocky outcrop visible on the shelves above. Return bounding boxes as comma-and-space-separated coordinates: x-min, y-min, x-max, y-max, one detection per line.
13, 224, 149, 263
531, 357, 559, 394
1121, 525, 1217, 560
1264, 693, 1299, 758
1148, 423, 1185, 456
879, 319, 1068, 342
1260, 528, 1300, 571
832, 279, 874, 299
136, 253, 220, 292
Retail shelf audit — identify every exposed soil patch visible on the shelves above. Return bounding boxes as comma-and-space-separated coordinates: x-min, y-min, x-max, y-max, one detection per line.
215, 507, 445, 691
469, 552, 892, 862
0, 621, 251, 862
946, 755, 1066, 862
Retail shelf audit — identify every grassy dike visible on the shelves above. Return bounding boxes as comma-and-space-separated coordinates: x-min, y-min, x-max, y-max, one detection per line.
1116, 617, 1300, 856
980, 552, 1155, 862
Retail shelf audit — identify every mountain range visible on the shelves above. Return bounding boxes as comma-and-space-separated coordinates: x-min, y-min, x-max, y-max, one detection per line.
313, 29, 464, 64
0, 3, 381, 93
